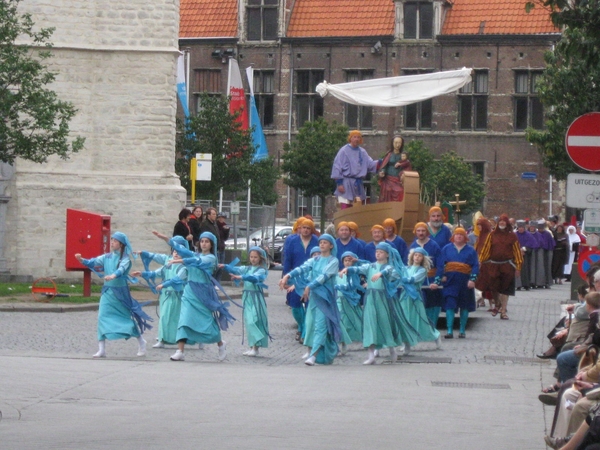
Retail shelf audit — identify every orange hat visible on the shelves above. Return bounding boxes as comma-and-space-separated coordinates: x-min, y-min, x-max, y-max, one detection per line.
303, 218, 315, 230
347, 130, 363, 144
413, 222, 429, 234
336, 221, 349, 231
347, 221, 360, 237
292, 217, 305, 233
451, 227, 467, 241
382, 218, 397, 234
371, 224, 385, 233
429, 206, 442, 215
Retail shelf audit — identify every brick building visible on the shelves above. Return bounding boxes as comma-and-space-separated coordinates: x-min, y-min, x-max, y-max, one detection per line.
179, 0, 563, 222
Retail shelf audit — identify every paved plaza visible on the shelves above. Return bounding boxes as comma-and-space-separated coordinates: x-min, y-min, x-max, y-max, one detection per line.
0, 271, 575, 449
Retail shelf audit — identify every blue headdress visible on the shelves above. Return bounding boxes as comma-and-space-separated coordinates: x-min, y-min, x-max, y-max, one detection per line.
112, 232, 135, 259
376, 242, 403, 273
170, 235, 188, 251
199, 231, 217, 257
340, 251, 358, 261
310, 246, 321, 257
319, 234, 337, 258
248, 246, 269, 270
411, 247, 429, 257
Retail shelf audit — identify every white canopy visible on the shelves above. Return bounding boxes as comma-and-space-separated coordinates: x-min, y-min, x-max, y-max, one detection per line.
315, 68, 473, 107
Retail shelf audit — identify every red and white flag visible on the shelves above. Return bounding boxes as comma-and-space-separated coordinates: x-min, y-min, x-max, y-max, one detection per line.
227, 58, 248, 130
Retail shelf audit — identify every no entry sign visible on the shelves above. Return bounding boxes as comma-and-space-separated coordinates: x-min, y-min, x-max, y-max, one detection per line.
565, 112, 600, 172
578, 247, 600, 280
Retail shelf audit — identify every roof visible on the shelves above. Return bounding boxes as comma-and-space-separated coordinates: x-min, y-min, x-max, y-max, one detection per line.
287, 0, 394, 38
442, 0, 559, 35
180, 0, 238, 38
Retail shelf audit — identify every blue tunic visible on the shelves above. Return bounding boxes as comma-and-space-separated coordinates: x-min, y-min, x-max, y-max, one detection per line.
410, 239, 444, 309
81, 252, 146, 341
289, 255, 341, 365
336, 237, 366, 269
397, 265, 441, 343
386, 235, 408, 264
436, 243, 480, 312
348, 262, 418, 348
334, 273, 364, 343
282, 233, 319, 308
428, 224, 452, 249
172, 242, 228, 345
140, 252, 187, 345
226, 265, 270, 348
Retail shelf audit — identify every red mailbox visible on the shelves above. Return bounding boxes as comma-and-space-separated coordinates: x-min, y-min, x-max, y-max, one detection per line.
65, 209, 111, 296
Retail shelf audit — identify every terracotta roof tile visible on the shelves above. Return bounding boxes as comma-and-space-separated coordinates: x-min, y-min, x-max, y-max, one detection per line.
180, 0, 238, 38
442, 0, 559, 35
288, 0, 394, 37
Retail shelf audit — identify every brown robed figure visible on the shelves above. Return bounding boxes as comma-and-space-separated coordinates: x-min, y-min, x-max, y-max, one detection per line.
378, 135, 412, 202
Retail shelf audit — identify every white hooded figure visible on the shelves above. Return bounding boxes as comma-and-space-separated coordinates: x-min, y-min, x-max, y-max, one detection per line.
564, 226, 581, 277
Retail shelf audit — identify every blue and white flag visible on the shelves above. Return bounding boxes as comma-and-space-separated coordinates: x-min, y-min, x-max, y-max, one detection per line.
246, 66, 268, 163
177, 54, 190, 119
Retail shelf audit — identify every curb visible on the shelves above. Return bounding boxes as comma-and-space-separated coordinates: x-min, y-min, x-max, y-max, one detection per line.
0, 292, 253, 313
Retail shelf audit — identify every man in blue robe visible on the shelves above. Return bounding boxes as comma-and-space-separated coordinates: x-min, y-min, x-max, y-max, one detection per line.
335, 221, 365, 269
430, 227, 479, 339
427, 206, 452, 249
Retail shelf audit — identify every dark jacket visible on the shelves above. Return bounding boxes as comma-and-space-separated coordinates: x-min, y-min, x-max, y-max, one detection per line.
199, 219, 220, 251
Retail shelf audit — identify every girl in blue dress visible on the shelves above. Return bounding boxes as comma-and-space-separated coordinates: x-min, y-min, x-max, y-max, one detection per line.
168, 232, 232, 362
334, 251, 364, 355
222, 246, 270, 357
131, 235, 188, 348
397, 248, 441, 353
75, 232, 153, 358
279, 234, 342, 366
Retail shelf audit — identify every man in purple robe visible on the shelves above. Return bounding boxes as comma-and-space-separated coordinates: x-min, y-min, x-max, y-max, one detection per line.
515, 220, 536, 290
331, 130, 379, 209
537, 219, 556, 289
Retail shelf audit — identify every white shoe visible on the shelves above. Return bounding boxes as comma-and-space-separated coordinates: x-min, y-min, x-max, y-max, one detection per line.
304, 355, 316, 366
137, 338, 147, 357
198, 343, 205, 350
363, 356, 376, 365
301, 352, 310, 359
403, 344, 411, 356
389, 347, 398, 362
245, 349, 258, 357
170, 350, 185, 361
374, 349, 380, 358
435, 335, 442, 349
93, 351, 106, 358
152, 341, 165, 349
218, 342, 227, 361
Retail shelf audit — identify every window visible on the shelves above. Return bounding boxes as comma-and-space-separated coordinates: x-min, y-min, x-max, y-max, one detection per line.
247, 0, 278, 41
295, 70, 324, 129
514, 71, 544, 131
345, 70, 373, 129
249, 70, 275, 128
458, 71, 488, 131
193, 69, 221, 112
296, 191, 321, 220
403, 70, 433, 130
404, 1, 434, 39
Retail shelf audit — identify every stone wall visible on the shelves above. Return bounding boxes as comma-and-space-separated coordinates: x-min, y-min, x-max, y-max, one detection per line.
3, 0, 187, 279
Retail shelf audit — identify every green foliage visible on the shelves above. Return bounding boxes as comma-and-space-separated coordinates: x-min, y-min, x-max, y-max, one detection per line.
0, 0, 84, 164
525, 0, 600, 180
175, 94, 279, 204
405, 141, 485, 213
281, 118, 348, 229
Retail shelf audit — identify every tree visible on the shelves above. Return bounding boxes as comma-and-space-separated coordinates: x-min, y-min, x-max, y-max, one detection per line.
405, 141, 485, 214
525, 0, 600, 180
176, 93, 279, 204
281, 118, 349, 231
0, 0, 84, 164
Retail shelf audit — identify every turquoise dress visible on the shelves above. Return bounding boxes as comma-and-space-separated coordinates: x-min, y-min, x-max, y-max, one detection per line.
175, 249, 222, 345
348, 262, 417, 349
289, 255, 341, 365
140, 252, 187, 345
334, 273, 364, 344
397, 265, 441, 343
81, 252, 143, 341
226, 265, 270, 348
